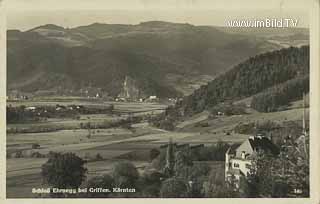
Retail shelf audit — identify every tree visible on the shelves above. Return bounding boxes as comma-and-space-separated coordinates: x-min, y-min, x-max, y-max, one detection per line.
174, 150, 193, 179
95, 153, 103, 161
205, 169, 239, 198
41, 152, 87, 189
243, 148, 304, 198
163, 139, 175, 177
139, 171, 163, 197
188, 163, 211, 197
160, 177, 189, 198
154, 46, 309, 123
111, 161, 139, 188
244, 151, 275, 197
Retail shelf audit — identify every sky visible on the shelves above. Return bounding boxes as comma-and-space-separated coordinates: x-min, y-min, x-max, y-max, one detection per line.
5, 0, 311, 30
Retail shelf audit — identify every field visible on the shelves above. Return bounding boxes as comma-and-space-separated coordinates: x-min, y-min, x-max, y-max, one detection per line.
6, 99, 171, 198
6, 97, 306, 198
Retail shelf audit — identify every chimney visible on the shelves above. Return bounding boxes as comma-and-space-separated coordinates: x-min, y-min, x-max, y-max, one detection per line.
241, 151, 246, 159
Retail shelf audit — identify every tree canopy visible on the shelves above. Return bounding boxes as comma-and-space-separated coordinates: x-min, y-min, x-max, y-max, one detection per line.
41, 152, 87, 189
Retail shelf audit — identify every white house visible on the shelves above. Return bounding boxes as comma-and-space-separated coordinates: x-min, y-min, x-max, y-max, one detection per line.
225, 135, 279, 188
25, 106, 36, 111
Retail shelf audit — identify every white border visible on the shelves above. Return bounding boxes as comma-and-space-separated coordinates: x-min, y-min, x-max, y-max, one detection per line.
0, 0, 319, 204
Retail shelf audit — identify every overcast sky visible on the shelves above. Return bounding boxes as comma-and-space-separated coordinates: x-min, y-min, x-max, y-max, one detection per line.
6, 0, 310, 30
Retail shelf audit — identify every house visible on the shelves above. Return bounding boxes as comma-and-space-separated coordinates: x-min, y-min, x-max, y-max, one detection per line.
225, 135, 279, 188
145, 95, 159, 103
115, 97, 126, 102
217, 111, 224, 116
25, 106, 36, 111
55, 104, 67, 111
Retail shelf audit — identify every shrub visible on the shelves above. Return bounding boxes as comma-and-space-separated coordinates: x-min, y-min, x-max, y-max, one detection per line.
160, 178, 189, 198
111, 161, 139, 188
32, 143, 40, 149
31, 152, 45, 158
234, 122, 255, 134
14, 151, 23, 158
150, 149, 160, 161
95, 153, 103, 161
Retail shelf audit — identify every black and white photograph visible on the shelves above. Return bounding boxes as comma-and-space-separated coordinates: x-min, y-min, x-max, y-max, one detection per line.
2, 0, 319, 201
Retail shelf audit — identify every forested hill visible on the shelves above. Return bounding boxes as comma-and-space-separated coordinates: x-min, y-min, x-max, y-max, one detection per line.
161, 45, 309, 120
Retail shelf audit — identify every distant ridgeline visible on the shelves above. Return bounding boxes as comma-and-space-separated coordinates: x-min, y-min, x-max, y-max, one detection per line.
159, 46, 309, 121
8, 21, 286, 98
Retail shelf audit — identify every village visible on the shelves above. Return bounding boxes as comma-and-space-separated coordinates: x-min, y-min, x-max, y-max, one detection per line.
7, 75, 182, 105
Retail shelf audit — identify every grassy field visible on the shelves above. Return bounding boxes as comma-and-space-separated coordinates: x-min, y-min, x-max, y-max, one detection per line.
6, 97, 307, 198
6, 100, 169, 197
179, 106, 307, 134
7, 98, 167, 113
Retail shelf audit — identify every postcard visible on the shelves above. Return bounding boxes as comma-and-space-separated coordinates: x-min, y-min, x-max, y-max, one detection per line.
1, 0, 319, 203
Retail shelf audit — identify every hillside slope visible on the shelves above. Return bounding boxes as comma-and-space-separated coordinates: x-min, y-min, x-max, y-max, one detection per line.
7, 21, 283, 97
155, 46, 309, 125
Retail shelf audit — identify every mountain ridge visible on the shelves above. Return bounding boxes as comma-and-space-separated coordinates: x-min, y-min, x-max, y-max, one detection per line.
7, 21, 307, 98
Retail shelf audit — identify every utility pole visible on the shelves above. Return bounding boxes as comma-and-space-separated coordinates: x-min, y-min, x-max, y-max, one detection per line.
302, 93, 308, 159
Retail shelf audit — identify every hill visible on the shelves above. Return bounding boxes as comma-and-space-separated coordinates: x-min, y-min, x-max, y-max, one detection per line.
8, 21, 297, 97
152, 46, 309, 127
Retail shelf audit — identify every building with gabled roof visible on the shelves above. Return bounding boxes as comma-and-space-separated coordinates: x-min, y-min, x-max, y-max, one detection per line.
225, 135, 279, 188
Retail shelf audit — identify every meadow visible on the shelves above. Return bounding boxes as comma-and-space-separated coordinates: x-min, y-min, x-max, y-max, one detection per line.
6, 97, 306, 198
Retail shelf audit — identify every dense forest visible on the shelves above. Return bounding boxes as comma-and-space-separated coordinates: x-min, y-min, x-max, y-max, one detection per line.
251, 75, 309, 112
152, 46, 309, 127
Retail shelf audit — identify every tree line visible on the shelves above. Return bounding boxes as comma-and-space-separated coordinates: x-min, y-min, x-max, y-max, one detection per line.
153, 46, 309, 127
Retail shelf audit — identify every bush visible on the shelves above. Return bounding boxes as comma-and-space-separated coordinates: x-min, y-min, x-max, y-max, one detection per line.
159, 118, 175, 131
160, 178, 189, 198
256, 120, 280, 132
32, 143, 40, 149
139, 171, 163, 197
234, 122, 255, 134
148, 114, 176, 131
150, 149, 160, 161
95, 153, 103, 161
210, 103, 246, 116
31, 152, 45, 158
14, 151, 23, 158
111, 161, 139, 189
193, 141, 230, 161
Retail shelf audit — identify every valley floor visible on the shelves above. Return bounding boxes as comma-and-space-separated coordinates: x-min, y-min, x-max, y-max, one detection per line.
6, 98, 306, 198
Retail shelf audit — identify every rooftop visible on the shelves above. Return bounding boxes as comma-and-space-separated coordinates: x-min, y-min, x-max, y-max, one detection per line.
248, 136, 280, 155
